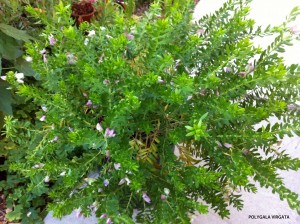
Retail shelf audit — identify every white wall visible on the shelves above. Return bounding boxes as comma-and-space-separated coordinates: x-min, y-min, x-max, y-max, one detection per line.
192, 1, 300, 223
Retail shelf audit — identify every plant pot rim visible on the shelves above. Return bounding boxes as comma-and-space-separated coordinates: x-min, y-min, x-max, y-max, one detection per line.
72, 7, 96, 17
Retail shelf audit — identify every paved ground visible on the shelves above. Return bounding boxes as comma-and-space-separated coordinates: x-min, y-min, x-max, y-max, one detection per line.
45, 1, 300, 223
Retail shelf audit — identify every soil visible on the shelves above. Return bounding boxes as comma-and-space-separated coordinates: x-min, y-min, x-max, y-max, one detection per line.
134, 1, 151, 16
0, 193, 7, 224
71, 2, 94, 16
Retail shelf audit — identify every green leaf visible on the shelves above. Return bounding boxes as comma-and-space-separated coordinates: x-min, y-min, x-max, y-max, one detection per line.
186, 132, 195, 137
5, 204, 23, 221
0, 54, 2, 74
185, 125, 193, 130
0, 23, 36, 42
200, 112, 209, 121
0, 81, 13, 115
0, 31, 23, 60
15, 57, 35, 76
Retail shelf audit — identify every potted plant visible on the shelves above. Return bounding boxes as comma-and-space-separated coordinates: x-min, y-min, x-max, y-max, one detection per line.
71, 0, 97, 26
2, 0, 300, 223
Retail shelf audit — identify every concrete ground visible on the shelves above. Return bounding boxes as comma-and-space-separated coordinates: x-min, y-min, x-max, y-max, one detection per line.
45, 0, 300, 223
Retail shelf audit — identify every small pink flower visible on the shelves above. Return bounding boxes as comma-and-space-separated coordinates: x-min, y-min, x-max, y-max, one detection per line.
197, 29, 205, 36
86, 100, 93, 106
41, 106, 48, 112
142, 192, 151, 203
49, 136, 59, 142
43, 54, 47, 63
114, 163, 121, 170
125, 32, 134, 40
66, 52, 77, 64
106, 218, 112, 224
223, 143, 233, 148
118, 178, 126, 185
161, 195, 167, 200
96, 123, 103, 132
100, 214, 107, 219
224, 67, 232, 73
157, 76, 164, 83
48, 34, 57, 45
247, 63, 255, 72
104, 128, 116, 138
40, 49, 46, 54
104, 179, 109, 187
289, 25, 300, 35
40, 115, 46, 121
75, 208, 83, 218
287, 104, 299, 110
239, 71, 247, 78
103, 79, 110, 85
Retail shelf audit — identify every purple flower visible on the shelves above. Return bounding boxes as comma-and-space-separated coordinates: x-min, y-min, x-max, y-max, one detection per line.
41, 106, 48, 112
125, 32, 134, 40
100, 214, 107, 219
224, 67, 232, 73
43, 54, 47, 63
114, 163, 121, 170
48, 34, 57, 45
40, 49, 46, 54
106, 218, 112, 224
289, 25, 300, 35
40, 115, 46, 121
243, 150, 251, 155
239, 71, 247, 78
287, 104, 299, 110
197, 28, 205, 36
104, 179, 109, 187
96, 123, 103, 132
50, 136, 59, 142
223, 143, 233, 148
247, 63, 255, 72
86, 100, 93, 106
142, 193, 151, 203
157, 76, 164, 83
66, 52, 77, 64
104, 128, 116, 138
161, 195, 167, 200
103, 79, 110, 85
75, 208, 83, 218
118, 178, 126, 185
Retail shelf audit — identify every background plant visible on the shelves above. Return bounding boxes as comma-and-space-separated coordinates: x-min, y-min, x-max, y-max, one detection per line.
2, 0, 300, 223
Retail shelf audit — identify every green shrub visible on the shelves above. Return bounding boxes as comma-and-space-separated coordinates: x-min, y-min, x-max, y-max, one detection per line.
2, 0, 300, 223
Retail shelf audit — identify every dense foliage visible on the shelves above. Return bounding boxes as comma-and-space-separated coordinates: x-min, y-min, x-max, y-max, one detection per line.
1, 0, 300, 223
